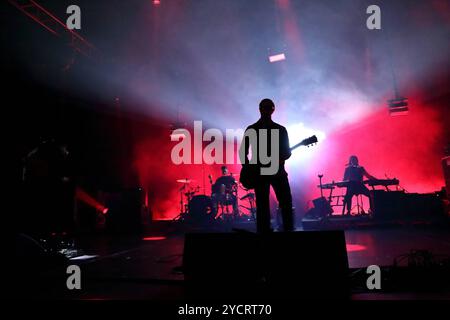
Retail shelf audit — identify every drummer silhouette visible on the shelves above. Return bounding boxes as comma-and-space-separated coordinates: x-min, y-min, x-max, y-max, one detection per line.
212, 166, 238, 218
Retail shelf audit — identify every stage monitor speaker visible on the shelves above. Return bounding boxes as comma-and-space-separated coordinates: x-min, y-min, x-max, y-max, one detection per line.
312, 196, 333, 217
183, 231, 349, 299
372, 190, 406, 220
183, 233, 260, 285
105, 187, 144, 233
373, 190, 445, 222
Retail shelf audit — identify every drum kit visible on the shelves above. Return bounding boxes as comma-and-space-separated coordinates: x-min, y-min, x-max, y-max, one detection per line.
173, 174, 256, 223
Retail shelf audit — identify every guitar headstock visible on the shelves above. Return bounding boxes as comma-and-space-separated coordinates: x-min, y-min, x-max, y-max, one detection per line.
301, 135, 318, 147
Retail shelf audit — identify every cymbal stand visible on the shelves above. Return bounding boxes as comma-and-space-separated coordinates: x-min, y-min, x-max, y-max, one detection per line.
173, 183, 188, 221
318, 174, 324, 198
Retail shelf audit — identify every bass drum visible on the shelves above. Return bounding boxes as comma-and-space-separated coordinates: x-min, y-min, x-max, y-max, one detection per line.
188, 195, 215, 221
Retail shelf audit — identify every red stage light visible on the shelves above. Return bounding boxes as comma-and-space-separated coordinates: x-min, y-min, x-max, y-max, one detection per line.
346, 244, 367, 252
153, 0, 161, 5
76, 187, 109, 214
142, 236, 166, 241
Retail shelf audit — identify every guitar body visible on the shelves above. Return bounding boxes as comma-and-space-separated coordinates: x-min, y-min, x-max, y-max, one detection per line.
239, 135, 318, 190
239, 164, 259, 189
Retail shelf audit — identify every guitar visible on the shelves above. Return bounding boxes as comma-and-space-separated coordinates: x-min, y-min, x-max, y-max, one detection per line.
239, 135, 318, 189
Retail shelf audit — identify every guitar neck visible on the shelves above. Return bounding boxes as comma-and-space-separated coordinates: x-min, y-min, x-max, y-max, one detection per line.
290, 142, 305, 151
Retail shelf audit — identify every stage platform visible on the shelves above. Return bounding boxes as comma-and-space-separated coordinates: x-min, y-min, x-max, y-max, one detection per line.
10, 220, 450, 300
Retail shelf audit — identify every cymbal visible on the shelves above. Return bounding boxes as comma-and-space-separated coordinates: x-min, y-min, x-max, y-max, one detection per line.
176, 179, 195, 183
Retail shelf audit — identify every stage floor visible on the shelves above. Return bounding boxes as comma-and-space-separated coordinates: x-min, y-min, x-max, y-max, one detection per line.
14, 221, 450, 300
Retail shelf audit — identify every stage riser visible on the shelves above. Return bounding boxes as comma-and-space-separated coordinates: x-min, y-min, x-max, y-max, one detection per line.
183, 231, 349, 299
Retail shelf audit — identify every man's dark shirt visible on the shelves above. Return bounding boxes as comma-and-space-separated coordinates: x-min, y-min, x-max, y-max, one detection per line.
242, 119, 291, 175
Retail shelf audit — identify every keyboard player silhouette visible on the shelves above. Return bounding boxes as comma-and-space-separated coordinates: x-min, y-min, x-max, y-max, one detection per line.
342, 155, 377, 215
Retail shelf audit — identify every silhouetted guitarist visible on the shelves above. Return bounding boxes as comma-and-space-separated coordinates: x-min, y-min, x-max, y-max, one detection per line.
240, 99, 293, 233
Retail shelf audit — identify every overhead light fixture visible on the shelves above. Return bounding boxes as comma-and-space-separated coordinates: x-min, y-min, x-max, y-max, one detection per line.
388, 97, 408, 116
269, 53, 286, 63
